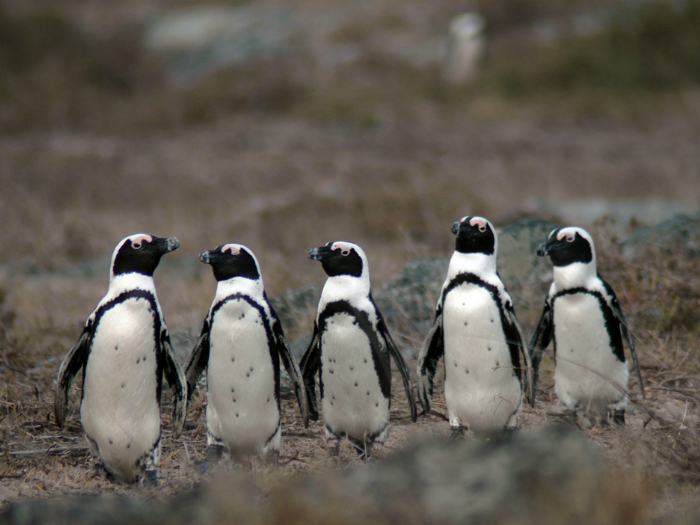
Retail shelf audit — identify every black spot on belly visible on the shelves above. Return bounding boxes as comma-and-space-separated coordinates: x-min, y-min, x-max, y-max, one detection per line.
231, 387, 235, 393
121, 382, 125, 388
487, 346, 492, 352
249, 366, 254, 372
496, 360, 500, 367
236, 413, 239, 418
570, 348, 574, 353
114, 346, 119, 351
332, 395, 335, 400
366, 391, 370, 396
454, 361, 457, 367
350, 366, 354, 371
143, 356, 147, 362
127, 443, 131, 449
375, 402, 379, 407
490, 319, 494, 323
363, 358, 367, 364
136, 358, 140, 364
246, 372, 250, 378
464, 321, 468, 326
233, 397, 236, 403
240, 314, 245, 320
329, 369, 334, 374
465, 369, 469, 374
108, 438, 113, 445
231, 357, 235, 362
267, 397, 270, 403
354, 382, 358, 387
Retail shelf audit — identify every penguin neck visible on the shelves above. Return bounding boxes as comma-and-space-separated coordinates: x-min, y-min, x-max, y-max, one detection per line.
447, 251, 497, 280
108, 272, 157, 297
320, 274, 371, 307
552, 260, 598, 291
215, 276, 264, 301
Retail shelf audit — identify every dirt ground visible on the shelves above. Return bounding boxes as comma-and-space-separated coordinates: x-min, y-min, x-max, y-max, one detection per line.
1, 0, 700, 521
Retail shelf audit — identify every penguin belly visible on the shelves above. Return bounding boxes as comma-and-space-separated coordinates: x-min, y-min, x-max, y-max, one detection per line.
81, 297, 161, 482
552, 293, 629, 413
320, 312, 389, 443
442, 284, 521, 434
207, 298, 279, 456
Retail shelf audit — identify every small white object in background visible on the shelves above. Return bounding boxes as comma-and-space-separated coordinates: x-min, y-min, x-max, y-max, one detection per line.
443, 12, 485, 84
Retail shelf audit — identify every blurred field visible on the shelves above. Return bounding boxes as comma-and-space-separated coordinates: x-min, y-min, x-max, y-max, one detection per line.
1, 0, 700, 522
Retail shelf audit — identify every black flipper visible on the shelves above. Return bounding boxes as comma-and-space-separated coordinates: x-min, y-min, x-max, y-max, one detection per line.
377, 313, 418, 422
161, 327, 187, 437
269, 304, 310, 428
299, 322, 321, 421
504, 302, 535, 407
184, 319, 211, 401
416, 304, 445, 414
54, 319, 93, 427
529, 299, 553, 403
604, 280, 645, 399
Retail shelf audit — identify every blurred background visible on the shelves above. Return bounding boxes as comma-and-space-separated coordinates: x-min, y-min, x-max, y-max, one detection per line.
1, 0, 699, 288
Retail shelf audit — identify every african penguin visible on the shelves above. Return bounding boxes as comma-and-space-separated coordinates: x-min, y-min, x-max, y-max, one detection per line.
300, 241, 417, 458
55, 234, 187, 484
530, 226, 644, 423
416, 216, 533, 437
185, 243, 308, 462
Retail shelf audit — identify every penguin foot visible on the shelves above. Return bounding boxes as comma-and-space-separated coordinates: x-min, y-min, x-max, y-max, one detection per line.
604, 409, 626, 426
450, 425, 466, 440
142, 469, 158, 487
265, 449, 280, 467
547, 410, 582, 430
195, 444, 225, 473
328, 439, 341, 457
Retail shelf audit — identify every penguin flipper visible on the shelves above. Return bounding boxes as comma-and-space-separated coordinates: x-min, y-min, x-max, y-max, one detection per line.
269, 306, 310, 428
184, 320, 211, 401
378, 316, 417, 422
505, 303, 535, 407
529, 300, 553, 401
54, 320, 92, 428
299, 322, 321, 422
416, 308, 444, 414
604, 284, 645, 400
161, 328, 188, 437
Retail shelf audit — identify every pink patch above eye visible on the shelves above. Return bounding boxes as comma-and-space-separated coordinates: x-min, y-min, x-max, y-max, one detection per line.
130, 234, 152, 247
557, 230, 574, 242
331, 242, 352, 254
469, 217, 488, 231
222, 244, 241, 255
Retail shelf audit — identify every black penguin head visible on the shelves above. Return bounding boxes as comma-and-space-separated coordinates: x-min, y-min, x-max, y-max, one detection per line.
111, 234, 179, 278
308, 241, 365, 278
537, 227, 594, 267
200, 243, 260, 282
451, 216, 496, 256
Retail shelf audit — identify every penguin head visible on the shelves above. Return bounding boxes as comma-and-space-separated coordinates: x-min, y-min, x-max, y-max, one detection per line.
111, 234, 179, 278
308, 241, 366, 279
200, 243, 260, 282
451, 216, 497, 256
537, 227, 596, 267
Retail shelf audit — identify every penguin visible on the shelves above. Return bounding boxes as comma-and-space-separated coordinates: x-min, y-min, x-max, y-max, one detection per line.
416, 216, 533, 437
185, 243, 309, 462
54, 234, 187, 484
300, 241, 417, 458
530, 226, 644, 423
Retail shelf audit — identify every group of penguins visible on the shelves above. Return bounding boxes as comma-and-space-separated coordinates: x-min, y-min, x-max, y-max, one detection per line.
54, 216, 644, 484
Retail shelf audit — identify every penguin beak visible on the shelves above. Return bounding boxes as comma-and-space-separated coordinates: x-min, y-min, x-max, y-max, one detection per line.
151, 236, 180, 254
451, 221, 461, 236
308, 246, 332, 261
536, 240, 554, 257
199, 250, 212, 264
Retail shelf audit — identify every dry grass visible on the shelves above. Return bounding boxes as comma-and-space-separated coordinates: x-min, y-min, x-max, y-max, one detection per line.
1, 0, 700, 522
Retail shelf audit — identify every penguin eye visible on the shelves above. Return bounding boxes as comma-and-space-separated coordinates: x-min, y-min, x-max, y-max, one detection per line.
341, 249, 350, 256
132, 242, 142, 250
478, 226, 486, 233
566, 235, 575, 243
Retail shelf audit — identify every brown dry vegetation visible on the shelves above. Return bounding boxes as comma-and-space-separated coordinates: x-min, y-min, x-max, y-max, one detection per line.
1, 0, 700, 523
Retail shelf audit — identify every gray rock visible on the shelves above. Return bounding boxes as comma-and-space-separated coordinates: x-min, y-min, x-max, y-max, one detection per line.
1, 427, 638, 525
497, 217, 561, 300
620, 211, 700, 258
374, 257, 448, 332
